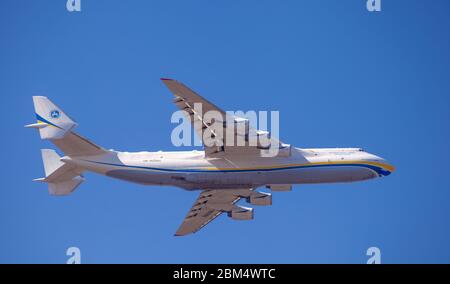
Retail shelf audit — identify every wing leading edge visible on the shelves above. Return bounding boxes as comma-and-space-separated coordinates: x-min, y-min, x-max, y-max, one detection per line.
161, 78, 287, 157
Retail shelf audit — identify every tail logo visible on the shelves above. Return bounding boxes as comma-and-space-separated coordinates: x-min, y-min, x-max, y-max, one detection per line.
50, 110, 61, 119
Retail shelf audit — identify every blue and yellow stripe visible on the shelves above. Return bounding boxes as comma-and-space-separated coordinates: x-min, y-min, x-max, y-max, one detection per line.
83, 159, 394, 176
35, 113, 62, 129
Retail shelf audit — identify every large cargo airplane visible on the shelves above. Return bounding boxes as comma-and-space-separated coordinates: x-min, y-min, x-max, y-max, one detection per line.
26, 78, 395, 236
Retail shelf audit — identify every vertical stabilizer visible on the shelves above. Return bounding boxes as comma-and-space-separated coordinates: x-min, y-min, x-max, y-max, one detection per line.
26, 96, 77, 140
26, 96, 106, 156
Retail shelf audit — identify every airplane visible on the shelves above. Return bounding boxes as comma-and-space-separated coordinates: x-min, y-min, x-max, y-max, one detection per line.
26, 78, 395, 236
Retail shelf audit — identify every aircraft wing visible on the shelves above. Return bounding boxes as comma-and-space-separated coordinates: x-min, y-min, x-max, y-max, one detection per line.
175, 188, 254, 236
161, 78, 287, 157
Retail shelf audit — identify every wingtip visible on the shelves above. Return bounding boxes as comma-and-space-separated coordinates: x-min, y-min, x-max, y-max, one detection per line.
160, 77, 174, 81
174, 231, 188, 237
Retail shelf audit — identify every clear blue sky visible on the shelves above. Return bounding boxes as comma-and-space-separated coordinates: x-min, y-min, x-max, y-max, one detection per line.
1, 0, 450, 263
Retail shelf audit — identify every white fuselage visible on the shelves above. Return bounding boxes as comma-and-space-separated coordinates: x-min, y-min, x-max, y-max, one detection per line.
64, 147, 394, 191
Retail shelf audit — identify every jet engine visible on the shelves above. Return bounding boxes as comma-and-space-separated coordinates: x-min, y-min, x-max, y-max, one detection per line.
247, 192, 272, 206
266, 184, 292, 192
228, 205, 254, 220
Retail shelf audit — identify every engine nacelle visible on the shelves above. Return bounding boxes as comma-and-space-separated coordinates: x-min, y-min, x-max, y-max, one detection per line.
247, 192, 272, 206
228, 205, 254, 220
266, 184, 292, 192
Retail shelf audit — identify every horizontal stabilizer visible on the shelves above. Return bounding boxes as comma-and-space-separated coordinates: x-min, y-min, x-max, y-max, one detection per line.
48, 176, 85, 196
36, 149, 85, 196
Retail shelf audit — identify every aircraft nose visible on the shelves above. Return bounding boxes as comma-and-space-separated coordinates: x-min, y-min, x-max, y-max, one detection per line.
376, 157, 395, 176
383, 160, 395, 173
364, 152, 395, 176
